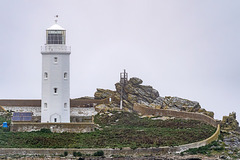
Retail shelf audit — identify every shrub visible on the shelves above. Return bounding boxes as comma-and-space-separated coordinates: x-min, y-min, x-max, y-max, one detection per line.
73, 151, 77, 157
218, 132, 224, 141
130, 143, 138, 150
39, 128, 51, 133
64, 151, 68, 156
93, 150, 104, 156
77, 152, 82, 157
73, 151, 82, 157
2, 127, 10, 132
180, 152, 184, 156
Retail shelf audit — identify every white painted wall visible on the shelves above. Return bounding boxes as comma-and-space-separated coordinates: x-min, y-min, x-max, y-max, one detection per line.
41, 49, 71, 123
2, 106, 96, 117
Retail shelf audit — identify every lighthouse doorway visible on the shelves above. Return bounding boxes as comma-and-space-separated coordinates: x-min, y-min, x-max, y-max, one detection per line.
50, 113, 61, 123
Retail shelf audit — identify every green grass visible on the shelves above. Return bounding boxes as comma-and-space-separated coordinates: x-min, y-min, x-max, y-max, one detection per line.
0, 111, 216, 149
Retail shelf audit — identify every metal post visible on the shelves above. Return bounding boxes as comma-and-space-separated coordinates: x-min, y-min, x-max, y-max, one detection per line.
120, 84, 123, 109
120, 69, 128, 109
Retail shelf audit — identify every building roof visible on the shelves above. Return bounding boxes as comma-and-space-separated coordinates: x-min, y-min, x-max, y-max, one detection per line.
0, 99, 109, 107
47, 23, 65, 30
0, 100, 41, 106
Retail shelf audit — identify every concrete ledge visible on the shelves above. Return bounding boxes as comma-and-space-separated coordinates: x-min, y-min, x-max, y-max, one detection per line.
0, 147, 187, 157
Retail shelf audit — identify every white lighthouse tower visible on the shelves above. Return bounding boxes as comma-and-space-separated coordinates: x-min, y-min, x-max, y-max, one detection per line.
41, 18, 71, 123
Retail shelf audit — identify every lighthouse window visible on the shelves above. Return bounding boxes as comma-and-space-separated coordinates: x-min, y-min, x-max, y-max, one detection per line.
54, 88, 58, 94
64, 72, 67, 79
44, 103, 47, 108
54, 57, 57, 63
64, 103, 67, 108
44, 72, 48, 79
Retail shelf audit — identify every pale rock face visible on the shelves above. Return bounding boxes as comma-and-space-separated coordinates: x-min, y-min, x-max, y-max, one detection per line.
127, 94, 138, 104
94, 89, 114, 99
115, 77, 160, 108
129, 77, 143, 85
153, 96, 201, 111
95, 104, 110, 112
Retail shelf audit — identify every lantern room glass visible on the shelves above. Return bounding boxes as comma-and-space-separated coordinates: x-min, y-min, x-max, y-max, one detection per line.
46, 30, 66, 44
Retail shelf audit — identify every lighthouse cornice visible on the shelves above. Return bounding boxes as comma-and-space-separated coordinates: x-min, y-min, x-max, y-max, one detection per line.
41, 45, 71, 54
41, 52, 71, 55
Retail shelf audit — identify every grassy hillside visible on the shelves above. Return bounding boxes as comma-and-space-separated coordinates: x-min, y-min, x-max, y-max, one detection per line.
0, 111, 216, 148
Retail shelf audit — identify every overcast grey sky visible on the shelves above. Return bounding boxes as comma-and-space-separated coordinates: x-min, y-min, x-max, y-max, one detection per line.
0, 1, 239, 122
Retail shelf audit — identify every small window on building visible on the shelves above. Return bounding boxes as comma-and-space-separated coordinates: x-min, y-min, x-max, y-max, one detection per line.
54, 88, 58, 94
44, 72, 48, 79
54, 57, 58, 63
54, 118, 57, 122
64, 72, 67, 79
64, 103, 67, 108
44, 103, 47, 108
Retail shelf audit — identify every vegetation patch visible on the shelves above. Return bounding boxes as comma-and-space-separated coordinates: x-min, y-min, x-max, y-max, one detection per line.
182, 133, 240, 159
73, 151, 82, 157
93, 150, 104, 157
0, 111, 216, 149
183, 141, 224, 155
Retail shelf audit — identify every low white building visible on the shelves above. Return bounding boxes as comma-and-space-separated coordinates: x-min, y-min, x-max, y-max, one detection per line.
0, 99, 98, 122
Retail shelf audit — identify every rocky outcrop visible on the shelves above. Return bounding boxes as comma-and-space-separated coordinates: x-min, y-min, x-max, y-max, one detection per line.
95, 77, 160, 109
115, 77, 159, 105
94, 89, 115, 99
223, 132, 240, 150
152, 96, 200, 111
94, 77, 214, 117
221, 112, 239, 131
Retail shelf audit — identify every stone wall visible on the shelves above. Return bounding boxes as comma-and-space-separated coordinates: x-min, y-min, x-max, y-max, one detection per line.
10, 122, 95, 133
3, 106, 97, 117
3, 106, 41, 116
71, 116, 93, 122
176, 124, 220, 153
133, 103, 218, 127
70, 107, 97, 117
32, 116, 93, 122
132, 103, 221, 153
0, 148, 170, 157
